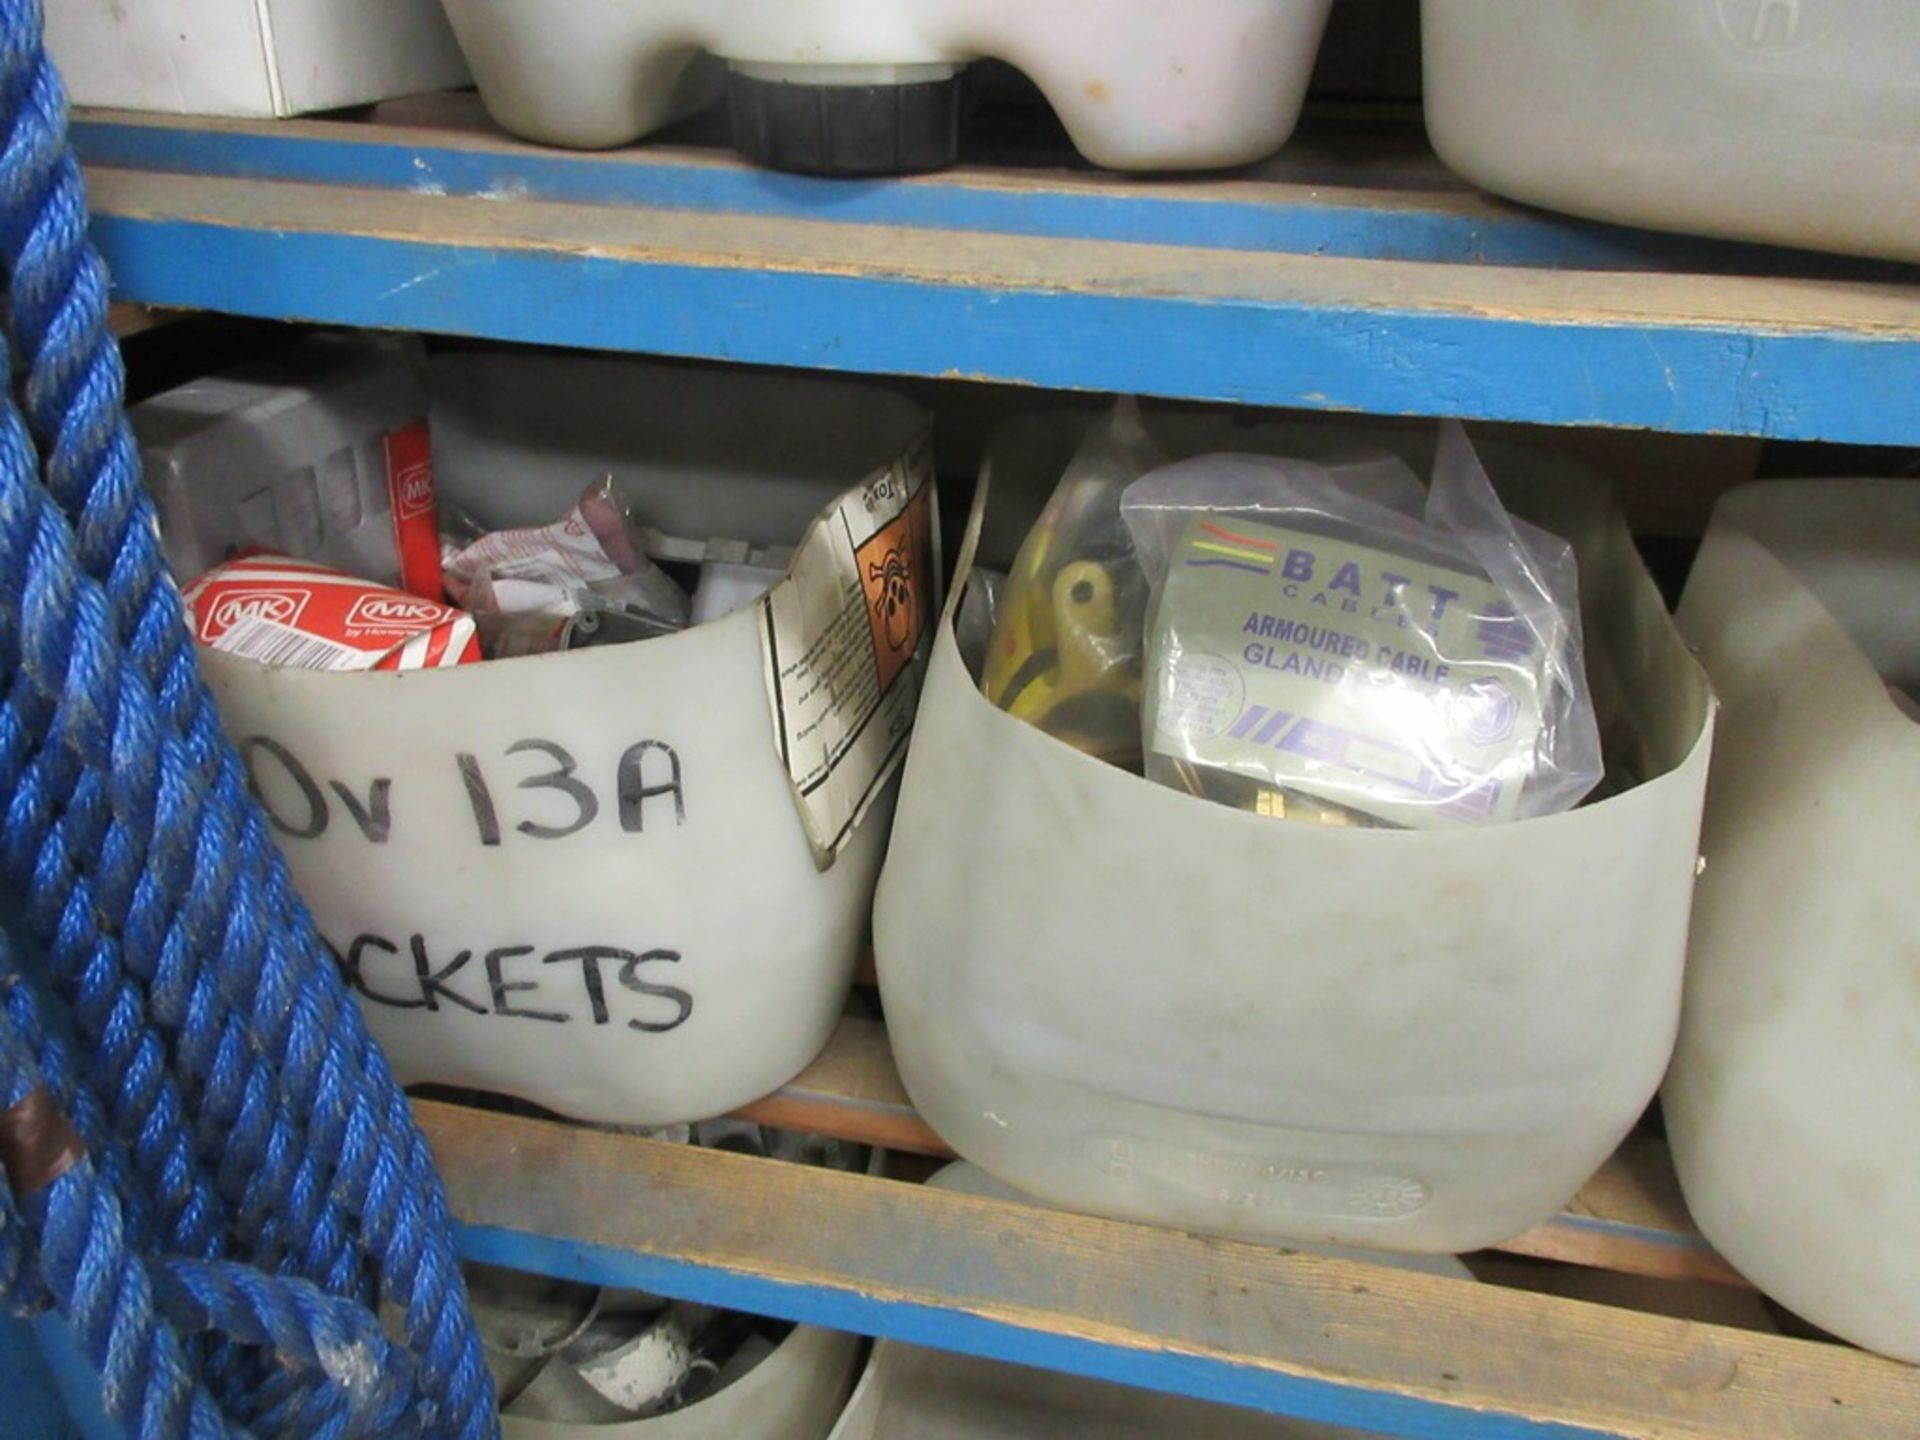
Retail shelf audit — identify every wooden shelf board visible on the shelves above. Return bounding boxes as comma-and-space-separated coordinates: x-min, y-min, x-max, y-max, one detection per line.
74, 112, 1920, 445
73, 104, 1914, 283
421, 1099, 1918, 1440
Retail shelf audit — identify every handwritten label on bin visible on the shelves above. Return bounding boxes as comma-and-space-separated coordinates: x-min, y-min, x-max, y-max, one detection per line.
230, 726, 698, 1035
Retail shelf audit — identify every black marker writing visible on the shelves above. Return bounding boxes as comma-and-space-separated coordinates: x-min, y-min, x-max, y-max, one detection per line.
336, 933, 694, 1036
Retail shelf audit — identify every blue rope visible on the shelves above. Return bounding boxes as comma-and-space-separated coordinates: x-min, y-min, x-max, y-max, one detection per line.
0, 3, 498, 1436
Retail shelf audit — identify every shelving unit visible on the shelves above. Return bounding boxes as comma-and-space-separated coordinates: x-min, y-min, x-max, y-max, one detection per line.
78, 96, 1920, 1440
74, 103, 1920, 444
431, 1099, 1916, 1440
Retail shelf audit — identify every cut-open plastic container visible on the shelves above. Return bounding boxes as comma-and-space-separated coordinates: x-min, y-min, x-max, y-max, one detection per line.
199, 353, 930, 1125
1666, 480, 1920, 1363
875, 407, 1715, 1253
1422, 0, 1920, 261
437, 0, 1337, 173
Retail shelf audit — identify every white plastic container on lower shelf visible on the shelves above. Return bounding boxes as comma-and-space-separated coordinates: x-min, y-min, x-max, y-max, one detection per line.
198, 353, 932, 1125
1666, 481, 1920, 1364
436, 0, 1336, 172
875, 410, 1715, 1254
832, 1340, 1375, 1440
1421, 0, 1920, 262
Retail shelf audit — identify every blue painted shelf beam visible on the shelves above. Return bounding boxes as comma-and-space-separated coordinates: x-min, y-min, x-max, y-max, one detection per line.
75, 111, 1920, 447
75, 105, 1903, 279
421, 1101, 1920, 1440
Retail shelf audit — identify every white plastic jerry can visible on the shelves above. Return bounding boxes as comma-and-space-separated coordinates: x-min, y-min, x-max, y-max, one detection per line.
874, 413, 1716, 1254
436, 0, 1337, 173
1666, 480, 1920, 1363
1422, 0, 1920, 261
199, 354, 934, 1127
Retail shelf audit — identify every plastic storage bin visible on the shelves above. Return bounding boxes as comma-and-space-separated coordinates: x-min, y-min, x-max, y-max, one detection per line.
199, 353, 931, 1125
437, 0, 1337, 173
48, 0, 470, 118
1421, 0, 1920, 262
875, 410, 1715, 1254
1665, 481, 1920, 1364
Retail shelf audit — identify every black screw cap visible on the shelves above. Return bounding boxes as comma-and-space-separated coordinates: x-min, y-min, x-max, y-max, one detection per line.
728, 70, 963, 177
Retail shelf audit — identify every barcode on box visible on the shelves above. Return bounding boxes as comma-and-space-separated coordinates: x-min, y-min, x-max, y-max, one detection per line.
215, 615, 371, 673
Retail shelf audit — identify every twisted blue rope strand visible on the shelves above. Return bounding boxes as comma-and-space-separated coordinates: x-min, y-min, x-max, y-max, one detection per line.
3, 991, 394, 1440
15, 0, 490, 1395
0, 287, 399, 1440
0, 941, 141, 1326
0, 0, 234, 1290
0, 33, 497, 1440
0, 82, 288, 1392
0, 943, 243, 1440
0, 3, 498, 1434
0, 29, 351, 1291
3, 526, 220, 1267
0, 163, 487, 1428
0, 361, 322, 1426
0, 969, 55, 1310
0, 369, 173, 1268
150, 1260, 427, 1440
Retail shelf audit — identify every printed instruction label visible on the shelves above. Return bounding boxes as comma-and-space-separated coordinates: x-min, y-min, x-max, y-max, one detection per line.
761, 440, 937, 868
1149, 515, 1547, 828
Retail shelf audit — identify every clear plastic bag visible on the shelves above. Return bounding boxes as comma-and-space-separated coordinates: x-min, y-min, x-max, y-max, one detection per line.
980, 400, 1166, 767
954, 568, 1005, 676
442, 475, 690, 657
1121, 422, 1602, 828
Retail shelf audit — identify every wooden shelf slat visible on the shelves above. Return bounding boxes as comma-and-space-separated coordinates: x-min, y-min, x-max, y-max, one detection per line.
734, 1014, 945, 1159
423, 1099, 1918, 1440
74, 104, 1912, 282
733, 1014, 1747, 1288
1502, 1136, 1749, 1289
75, 115, 1920, 447
107, 301, 158, 338
61, 106, 1736, 276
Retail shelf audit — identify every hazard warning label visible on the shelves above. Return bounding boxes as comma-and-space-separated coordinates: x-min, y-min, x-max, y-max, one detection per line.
761, 438, 937, 868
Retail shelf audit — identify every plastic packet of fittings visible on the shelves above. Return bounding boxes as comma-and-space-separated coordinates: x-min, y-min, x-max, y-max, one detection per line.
980, 398, 1168, 769
1120, 422, 1602, 830
441, 475, 693, 658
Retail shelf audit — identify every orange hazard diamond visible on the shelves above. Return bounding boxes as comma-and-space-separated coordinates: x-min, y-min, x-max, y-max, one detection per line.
857, 484, 932, 695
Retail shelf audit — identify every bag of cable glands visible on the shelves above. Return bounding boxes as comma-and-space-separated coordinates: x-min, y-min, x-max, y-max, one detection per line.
979, 399, 1166, 768
1120, 422, 1602, 829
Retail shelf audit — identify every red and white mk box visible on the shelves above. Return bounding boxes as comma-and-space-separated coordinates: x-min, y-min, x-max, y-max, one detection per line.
183, 554, 481, 673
